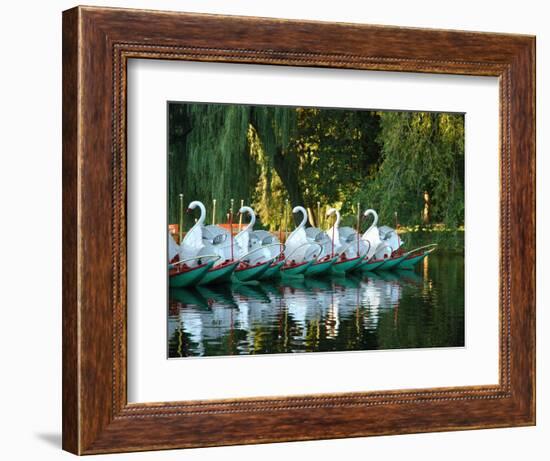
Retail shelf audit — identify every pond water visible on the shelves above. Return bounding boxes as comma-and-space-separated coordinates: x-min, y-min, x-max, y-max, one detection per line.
168, 252, 464, 358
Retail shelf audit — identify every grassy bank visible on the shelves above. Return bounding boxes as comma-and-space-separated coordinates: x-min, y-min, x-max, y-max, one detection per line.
398, 225, 464, 253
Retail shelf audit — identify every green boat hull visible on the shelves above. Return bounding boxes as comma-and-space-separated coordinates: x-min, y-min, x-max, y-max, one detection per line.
198, 261, 238, 285
232, 260, 272, 283
377, 254, 407, 271
361, 259, 387, 272
305, 257, 337, 277
169, 261, 215, 288
258, 260, 284, 280
354, 256, 370, 271
281, 259, 314, 277
397, 251, 432, 270
331, 256, 362, 274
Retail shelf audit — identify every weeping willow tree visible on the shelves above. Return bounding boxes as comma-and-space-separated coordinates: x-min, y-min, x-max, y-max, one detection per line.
169, 103, 299, 229
240, 106, 381, 229
357, 112, 465, 228
247, 124, 289, 230
168, 103, 255, 227
169, 103, 464, 239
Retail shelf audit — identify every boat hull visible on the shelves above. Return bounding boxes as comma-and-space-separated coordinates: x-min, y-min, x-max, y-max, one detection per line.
233, 260, 272, 283
377, 254, 407, 271
361, 259, 387, 272
331, 256, 363, 274
397, 249, 434, 270
169, 261, 215, 288
258, 260, 285, 280
305, 257, 337, 276
281, 259, 314, 277
198, 260, 239, 285
354, 256, 370, 271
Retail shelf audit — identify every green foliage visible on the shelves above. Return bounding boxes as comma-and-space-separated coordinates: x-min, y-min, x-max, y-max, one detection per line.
356, 112, 464, 228
290, 108, 380, 227
168, 103, 254, 226
247, 124, 290, 231
168, 103, 464, 241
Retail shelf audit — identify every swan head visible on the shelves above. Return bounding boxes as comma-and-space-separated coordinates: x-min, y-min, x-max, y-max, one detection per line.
187, 200, 206, 214
363, 208, 378, 226
239, 205, 254, 216
238, 205, 256, 232
291, 206, 308, 228
326, 207, 338, 217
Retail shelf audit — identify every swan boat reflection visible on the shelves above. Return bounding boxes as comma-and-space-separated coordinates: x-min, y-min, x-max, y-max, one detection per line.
168, 270, 425, 357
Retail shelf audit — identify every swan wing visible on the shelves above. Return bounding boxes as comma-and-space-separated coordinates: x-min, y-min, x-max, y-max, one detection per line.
168, 233, 180, 262
235, 230, 250, 257
180, 224, 204, 260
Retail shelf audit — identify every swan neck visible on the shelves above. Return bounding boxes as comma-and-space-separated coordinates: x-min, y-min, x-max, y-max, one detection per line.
365, 209, 378, 233
186, 201, 205, 240
197, 203, 206, 225
244, 207, 255, 232
293, 206, 308, 229
334, 210, 341, 228
299, 208, 307, 228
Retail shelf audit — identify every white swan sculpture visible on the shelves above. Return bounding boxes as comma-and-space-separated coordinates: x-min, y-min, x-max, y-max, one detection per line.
282, 206, 322, 276
326, 207, 365, 273
235, 206, 283, 267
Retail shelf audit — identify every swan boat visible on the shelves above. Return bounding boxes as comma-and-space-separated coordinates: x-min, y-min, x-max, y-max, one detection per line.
395, 243, 438, 270
292, 206, 339, 276
234, 206, 284, 282
326, 207, 367, 274
359, 208, 437, 271
168, 229, 218, 288
303, 227, 339, 276
282, 206, 322, 277
184, 201, 240, 285
373, 225, 439, 271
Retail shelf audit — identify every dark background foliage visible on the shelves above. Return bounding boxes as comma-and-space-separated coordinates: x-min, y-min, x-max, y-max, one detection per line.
168, 103, 464, 239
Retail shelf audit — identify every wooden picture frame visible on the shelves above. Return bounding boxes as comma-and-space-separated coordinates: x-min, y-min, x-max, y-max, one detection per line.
62, 5, 535, 454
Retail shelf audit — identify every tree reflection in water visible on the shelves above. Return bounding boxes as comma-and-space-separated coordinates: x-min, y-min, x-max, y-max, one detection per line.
168, 252, 464, 357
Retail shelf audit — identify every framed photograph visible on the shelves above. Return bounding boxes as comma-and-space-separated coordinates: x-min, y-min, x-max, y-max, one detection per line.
62, 6, 535, 454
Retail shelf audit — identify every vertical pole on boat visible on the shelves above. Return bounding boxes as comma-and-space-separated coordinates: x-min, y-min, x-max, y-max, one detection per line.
212, 199, 216, 225
331, 213, 335, 258
279, 201, 284, 242
178, 193, 184, 244
357, 202, 361, 255
230, 199, 234, 261
238, 199, 244, 231
285, 198, 289, 242
317, 201, 320, 228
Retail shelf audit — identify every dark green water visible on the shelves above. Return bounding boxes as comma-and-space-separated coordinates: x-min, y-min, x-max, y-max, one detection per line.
168, 253, 464, 358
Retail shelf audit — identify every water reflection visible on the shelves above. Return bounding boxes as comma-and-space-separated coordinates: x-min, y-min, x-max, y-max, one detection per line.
168, 253, 464, 357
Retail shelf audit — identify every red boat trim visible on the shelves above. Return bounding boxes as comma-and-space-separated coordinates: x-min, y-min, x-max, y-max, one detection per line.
405, 250, 425, 260
169, 261, 211, 277
282, 260, 309, 270
334, 256, 361, 266
208, 260, 238, 272
235, 260, 270, 273
366, 258, 385, 264
311, 259, 330, 266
